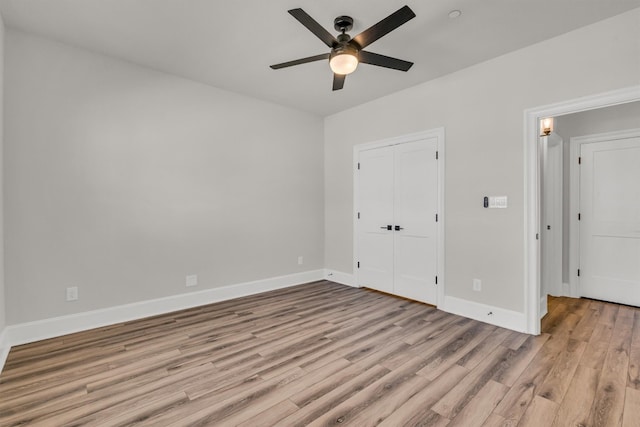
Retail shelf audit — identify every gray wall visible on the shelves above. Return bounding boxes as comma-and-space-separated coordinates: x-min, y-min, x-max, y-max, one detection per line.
4, 31, 325, 324
324, 9, 640, 313
555, 101, 640, 284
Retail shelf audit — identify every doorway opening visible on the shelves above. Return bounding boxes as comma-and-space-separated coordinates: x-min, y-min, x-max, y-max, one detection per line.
524, 85, 640, 335
538, 103, 640, 320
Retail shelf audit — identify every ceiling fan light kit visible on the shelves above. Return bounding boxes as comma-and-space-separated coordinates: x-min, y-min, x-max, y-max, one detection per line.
329, 45, 359, 75
270, 5, 416, 90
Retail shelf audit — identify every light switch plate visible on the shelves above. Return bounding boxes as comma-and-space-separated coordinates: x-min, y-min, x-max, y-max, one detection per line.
489, 196, 508, 208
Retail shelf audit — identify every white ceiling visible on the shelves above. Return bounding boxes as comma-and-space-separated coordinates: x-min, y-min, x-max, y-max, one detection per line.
1, 0, 639, 116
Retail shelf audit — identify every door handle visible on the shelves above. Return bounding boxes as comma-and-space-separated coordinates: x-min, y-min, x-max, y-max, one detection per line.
395, 225, 404, 231
380, 225, 392, 230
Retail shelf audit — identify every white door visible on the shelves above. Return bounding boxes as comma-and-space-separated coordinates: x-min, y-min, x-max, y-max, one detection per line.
541, 133, 563, 300
393, 140, 438, 303
357, 138, 439, 305
579, 136, 640, 306
357, 146, 395, 294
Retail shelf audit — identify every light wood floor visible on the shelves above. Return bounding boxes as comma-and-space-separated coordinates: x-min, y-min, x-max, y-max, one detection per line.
1, 281, 639, 426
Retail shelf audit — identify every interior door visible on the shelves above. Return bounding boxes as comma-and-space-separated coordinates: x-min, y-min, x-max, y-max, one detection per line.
579, 136, 640, 306
541, 133, 563, 300
357, 145, 395, 294
393, 139, 438, 304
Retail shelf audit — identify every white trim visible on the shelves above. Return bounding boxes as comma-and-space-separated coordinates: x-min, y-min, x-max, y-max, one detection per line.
0, 328, 10, 374
569, 137, 580, 298
3, 270, 324, 351
440, 295, 527, 333
562, 282, 571, 296
324, 269, 357, 287
353, 147, 361, 284
437, 130, 446, 307
353, 129, 443, 152
540, 296, 548, 319
569, 128, 640, 299
524, 85, 640, 335
353, 128, 445, 307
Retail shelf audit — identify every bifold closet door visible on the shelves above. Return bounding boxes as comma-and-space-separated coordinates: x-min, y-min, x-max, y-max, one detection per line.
357, 138, 438, 305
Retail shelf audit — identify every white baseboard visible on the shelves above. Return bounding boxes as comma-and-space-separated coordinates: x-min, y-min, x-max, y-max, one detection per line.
0, 327, 9, 373
324, 269, 357, 287
439, 295, 527, 333
1, 272, 531, 375
540, 296, 548, 319
564, 282, 580, 298
3, 269, 325, 353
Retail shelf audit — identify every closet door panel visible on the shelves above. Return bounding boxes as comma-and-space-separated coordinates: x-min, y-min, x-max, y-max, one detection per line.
393, 139, 438, 304
357, 146, 395, 293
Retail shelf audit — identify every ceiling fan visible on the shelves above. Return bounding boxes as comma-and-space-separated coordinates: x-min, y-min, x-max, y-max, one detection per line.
270, 6, 416, 91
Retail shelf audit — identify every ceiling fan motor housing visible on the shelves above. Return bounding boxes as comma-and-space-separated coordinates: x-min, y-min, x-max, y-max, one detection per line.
334, 15, 354, 33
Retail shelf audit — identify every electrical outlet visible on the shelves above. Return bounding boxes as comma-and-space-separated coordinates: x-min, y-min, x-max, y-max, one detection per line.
186, 274, 198, 287
298, 256, 304, 265
66, 286, 78, 301
473, 279, 482, 292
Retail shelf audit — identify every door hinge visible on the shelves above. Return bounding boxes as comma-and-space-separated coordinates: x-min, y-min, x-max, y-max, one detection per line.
536, 233, 539, 240
357, 261, 360, 269
435, 276, 438, 285
436, 151, 439, 160
435, 213, 439, 222
357, 212, 360, 219
578, 213, 581, 221
578, 157, 581, 165
357, 162, 360, 170
577, 269, 580, 277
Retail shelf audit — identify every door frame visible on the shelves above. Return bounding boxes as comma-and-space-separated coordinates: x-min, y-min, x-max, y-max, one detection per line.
353, 128, 445, 307
569, 128, 640, 299
524, 85, 640, 335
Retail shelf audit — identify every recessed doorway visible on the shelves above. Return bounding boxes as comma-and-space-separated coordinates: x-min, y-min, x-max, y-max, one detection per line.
524, 85, 640, 334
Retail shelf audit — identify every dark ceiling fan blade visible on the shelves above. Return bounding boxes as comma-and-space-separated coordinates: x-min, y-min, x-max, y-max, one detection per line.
359, 50, 413, 71
352, 5, 416, 49
288, 8, 338, 48
270, 53, 330, 69
332, 73, 346, 91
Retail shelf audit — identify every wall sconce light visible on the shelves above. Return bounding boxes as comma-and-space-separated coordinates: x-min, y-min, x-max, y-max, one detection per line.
540, 117, 554, 136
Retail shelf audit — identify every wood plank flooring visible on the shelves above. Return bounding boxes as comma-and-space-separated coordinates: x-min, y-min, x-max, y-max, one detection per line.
1, 281, 639, 426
